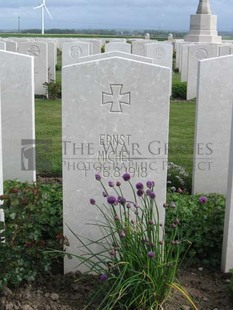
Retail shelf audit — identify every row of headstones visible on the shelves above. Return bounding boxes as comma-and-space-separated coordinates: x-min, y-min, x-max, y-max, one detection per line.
0, 40, 233, 273
0, 37, 173, 97
175, 40, 233, 100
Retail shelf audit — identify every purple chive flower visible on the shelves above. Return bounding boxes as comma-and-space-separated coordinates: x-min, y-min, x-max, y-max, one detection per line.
146, 181, 153, 189
126, 203, 131, 209
175, 218, 180, 225
116, 181, 121, 187
137, 189, 144, 197
118, 196, 126, 205
120, 231, 126, 238
170, 201, 176, 208
171, 223, 177, 228
163, 203, 169, 208
114, 215, 120, 221
122, 173, 131, 181
95, 174, 101, 181
149, 191, 156, 199
146, 189, 151, 196
108, 181, 114, 187
147, 251, 155, 259
199, 196, 208, 204
149, 219, 154, 225
109, 249, 116, 256
99, 274, 108, 282
151, 242, 156, 248
136, 182, 144, 190
107, 196, 117, 205
90, 198, 96, 205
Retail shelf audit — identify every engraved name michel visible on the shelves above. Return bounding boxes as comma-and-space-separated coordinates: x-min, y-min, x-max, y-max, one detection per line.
63, 134, 168, 178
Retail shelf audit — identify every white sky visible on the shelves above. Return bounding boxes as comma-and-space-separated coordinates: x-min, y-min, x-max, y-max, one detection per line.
0, 0, 232, 32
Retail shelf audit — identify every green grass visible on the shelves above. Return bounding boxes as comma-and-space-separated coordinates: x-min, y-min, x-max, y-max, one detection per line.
35, 99, 62, 175
172, 72, 181, 83
169, 101, 196, 173
35, 99, 196, 177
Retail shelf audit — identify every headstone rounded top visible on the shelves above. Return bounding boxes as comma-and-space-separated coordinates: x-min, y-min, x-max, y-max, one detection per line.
196, 0, 211, 14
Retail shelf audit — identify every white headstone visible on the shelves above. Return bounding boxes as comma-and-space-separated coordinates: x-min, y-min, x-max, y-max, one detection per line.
0, 42, 6, 51
5, 41, 17, 52
193, 54, 233, 194
87, 39, 102, 54
180, 44, 189, 82
47, 42, 56, 82
72, 51, 154, 64
18, 42, 48, 96
132, 40, 153, 56
62, 57, 170, 273
222, 106, 233, 272
144, 43, 173, 94
187, 44, 218, 100
62, 41, 91, 66
175, 40, 185, 70
219, 45, 232, 56
105, 42, 131, 53
0, 50, 36, 182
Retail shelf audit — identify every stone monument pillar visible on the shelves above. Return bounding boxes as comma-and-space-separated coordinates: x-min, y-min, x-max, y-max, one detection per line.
184, 0, 222, 43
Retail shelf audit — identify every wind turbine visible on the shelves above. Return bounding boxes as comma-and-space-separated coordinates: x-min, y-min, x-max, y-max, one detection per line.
34, 0, 53, 35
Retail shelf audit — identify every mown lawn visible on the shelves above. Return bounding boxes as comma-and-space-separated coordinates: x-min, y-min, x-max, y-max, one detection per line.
35, 99, 196, 176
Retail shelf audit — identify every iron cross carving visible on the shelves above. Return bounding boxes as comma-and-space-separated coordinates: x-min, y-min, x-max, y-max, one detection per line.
102, 84, 131, 113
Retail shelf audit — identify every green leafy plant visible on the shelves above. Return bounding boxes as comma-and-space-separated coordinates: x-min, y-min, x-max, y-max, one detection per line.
43, 80, 61, 100
0, 181, 64, 288
167, 162, 192, 193
172, 81, 187, 100
166, 192, 225, 269
65, 173, 195, 310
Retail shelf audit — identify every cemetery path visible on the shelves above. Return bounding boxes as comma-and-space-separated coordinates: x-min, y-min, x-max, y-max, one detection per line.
0, 268, 232, 310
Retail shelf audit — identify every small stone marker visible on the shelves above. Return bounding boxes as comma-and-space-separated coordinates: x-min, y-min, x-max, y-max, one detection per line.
62, 57, 170, 273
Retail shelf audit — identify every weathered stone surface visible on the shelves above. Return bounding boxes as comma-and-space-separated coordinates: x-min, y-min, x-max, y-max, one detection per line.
0, 51, 35, 182
62, 57, 170, 273
62, 41, 90, 66
193, 54, 233, 194
187, 43, 218, 100
18, 42, 48, 96
105, 42, 131, 53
